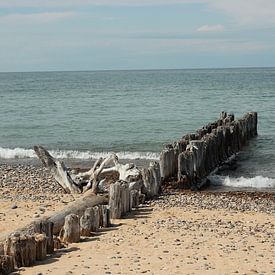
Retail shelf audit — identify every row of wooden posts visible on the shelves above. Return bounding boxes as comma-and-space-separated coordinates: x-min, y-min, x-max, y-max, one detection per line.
159, 112, 258, 189
0, 183, 142, 274
0, 112, 258, 274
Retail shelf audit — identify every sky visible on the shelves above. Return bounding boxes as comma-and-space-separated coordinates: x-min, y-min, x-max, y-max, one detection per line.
0, 0, 275, 72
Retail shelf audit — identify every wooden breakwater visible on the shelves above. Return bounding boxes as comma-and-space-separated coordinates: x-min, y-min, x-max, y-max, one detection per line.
160, 112, 257, 189
0, 183, 142, 275
0, 112, 258, 274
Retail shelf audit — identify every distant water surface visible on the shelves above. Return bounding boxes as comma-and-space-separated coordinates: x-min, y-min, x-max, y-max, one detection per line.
0, 68, 274, 189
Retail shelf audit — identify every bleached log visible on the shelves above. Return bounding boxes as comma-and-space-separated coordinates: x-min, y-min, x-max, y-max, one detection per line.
59, 214, 80, 243
101, 154, 142, 185
34, 145, 81, 194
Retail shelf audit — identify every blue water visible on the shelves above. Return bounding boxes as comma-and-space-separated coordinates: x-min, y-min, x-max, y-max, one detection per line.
0, 68, 275, 188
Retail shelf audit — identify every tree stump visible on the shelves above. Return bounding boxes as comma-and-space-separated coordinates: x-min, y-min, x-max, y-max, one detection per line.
59, 214, 80, 243
0, 255, 14, 275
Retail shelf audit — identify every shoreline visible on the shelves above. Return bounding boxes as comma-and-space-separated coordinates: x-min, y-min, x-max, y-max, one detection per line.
0, 163, 274, 274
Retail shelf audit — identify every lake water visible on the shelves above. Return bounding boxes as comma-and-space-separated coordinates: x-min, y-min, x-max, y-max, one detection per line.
0, 68, 274, 189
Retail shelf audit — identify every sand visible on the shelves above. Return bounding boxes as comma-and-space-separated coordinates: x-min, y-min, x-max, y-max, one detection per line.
0, 164, 274, 275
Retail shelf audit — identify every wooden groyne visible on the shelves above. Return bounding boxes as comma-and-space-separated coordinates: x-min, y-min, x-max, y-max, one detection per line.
0, 112, 258, 274
0, 182, 142, 274
160, 112, 257, 189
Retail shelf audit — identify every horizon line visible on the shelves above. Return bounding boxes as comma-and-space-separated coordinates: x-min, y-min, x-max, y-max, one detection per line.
0, 65, 275, 74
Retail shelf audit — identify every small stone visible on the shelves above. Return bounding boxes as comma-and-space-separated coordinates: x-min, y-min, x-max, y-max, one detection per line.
11, 204, 17, 209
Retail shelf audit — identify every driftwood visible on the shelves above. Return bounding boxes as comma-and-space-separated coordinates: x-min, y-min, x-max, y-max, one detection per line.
34, 146, 144, 195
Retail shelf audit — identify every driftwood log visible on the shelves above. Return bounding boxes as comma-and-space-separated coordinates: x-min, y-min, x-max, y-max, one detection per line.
34, 146, 144, 195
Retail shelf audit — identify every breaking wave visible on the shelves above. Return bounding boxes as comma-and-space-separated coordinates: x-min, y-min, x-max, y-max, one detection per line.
0, 147, 159, 160
209, 174, 275, 189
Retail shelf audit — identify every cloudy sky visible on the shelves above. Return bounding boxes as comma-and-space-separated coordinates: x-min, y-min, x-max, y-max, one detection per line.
1, 0, 275, 72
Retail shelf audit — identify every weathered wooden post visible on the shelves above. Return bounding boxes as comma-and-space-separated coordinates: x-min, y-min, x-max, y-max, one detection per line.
130, 190, 140, 208
142, 161, 161, 198
34, 234, 47, 261
80, 212, 93, 237
4, 233, 36, 268
0, 255, 14, 275
59, 214, 80, 243
101, 205, 110, 228
109, 181, 122, 219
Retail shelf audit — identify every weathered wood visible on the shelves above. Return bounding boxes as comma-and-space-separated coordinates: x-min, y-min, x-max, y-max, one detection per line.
101, 205, 111, 228
91, 206, 100, 232
53, 236, 62, 250
142, 161, 161, 198
34, 234, 47, 261
0, 255, 14, 275
4, 234, 36, 268
130, 190, 140, 208
0, 192, 107, 249
176, 112, 258, 189
34, 145, 81, 194
109, 181, 122, 219
80, 212, 93, 237
59, 214, 80, 243
48, 191, 107, 235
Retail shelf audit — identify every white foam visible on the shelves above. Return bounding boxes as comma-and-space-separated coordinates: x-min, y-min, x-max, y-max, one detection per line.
209, 174, 275, 188
0, 147, 159, 160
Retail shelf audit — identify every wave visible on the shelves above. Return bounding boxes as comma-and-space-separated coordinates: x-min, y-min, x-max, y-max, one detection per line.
209, 174, 275, 189
0, 147, 159, 160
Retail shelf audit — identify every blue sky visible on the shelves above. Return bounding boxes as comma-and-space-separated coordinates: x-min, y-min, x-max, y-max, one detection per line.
0, 0, 275, 72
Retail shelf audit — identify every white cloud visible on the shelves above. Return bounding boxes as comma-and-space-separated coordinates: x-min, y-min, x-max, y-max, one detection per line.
0, 0, 205, 7
197, 24, 224, 32
0, 12, 75, 24
0, 0, 274, 27
208, 0, 275, 25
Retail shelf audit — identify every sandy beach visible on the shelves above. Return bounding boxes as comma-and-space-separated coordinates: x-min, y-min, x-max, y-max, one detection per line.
0, 164, 274, 275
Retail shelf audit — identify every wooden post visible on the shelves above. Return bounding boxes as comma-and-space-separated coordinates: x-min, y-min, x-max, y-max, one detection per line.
34, 234, 47, 261
130, 190, 139, 208
0, 255, 14, 275
142, 161, 161, 198
80, 212, 93, 237
4, 234, 36, 268
109, 181, 122, 219
59, 214, 80, 243
101, 205, 110, 228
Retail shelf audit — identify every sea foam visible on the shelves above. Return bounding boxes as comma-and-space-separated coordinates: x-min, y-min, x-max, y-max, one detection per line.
209, 174, 275, 188
0, 147, 159, 160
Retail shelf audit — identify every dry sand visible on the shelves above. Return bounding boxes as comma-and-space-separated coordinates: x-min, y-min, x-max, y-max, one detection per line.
0, 164, 274, 275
